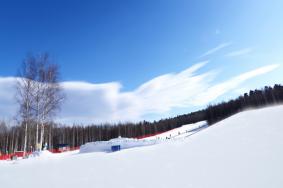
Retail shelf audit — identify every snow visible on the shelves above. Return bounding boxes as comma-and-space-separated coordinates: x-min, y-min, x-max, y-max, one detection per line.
143, 120, 207, 140
79, 121, 207, 153
1, 105, 283, 188
80, 137, 159, 153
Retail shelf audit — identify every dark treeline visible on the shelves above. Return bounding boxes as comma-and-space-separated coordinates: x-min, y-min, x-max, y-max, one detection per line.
1, 84, 283, 154
206, 84, 283, 124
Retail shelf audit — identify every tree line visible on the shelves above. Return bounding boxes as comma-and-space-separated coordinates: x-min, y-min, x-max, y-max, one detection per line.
1, 53, 283, 155
1, 83, 283, 155
206, 85, 283, 124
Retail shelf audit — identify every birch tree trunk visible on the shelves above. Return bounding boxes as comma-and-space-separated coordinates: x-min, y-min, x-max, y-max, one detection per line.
23, 121, 28, 156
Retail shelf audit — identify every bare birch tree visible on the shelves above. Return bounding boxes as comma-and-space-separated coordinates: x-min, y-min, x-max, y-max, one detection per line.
37, 60, 64, 150
16, 53, 64, 153
16, 58, 36, 156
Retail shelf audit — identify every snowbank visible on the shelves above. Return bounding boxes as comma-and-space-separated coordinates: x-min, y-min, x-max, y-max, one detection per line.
80, 121, 207, 153
80, 137, 159, 153
143, 120, 207, 140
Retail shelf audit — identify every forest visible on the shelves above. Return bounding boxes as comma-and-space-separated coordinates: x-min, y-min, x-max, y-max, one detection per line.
1, 84, 283, 154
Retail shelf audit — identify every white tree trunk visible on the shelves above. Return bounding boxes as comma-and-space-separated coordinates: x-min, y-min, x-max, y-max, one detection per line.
39, 122, 44, 151
23, 122, 28, 157
35, 100, 40, 151
36, 123, 39, 151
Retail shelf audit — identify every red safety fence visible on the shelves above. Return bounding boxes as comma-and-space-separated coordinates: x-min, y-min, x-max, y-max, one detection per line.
135, 131, 165, 139
0, 151, 32, 160
70, 146, 80, 151
49, 146, 80, 153
0, 147, 80, 160
0, 154, 12, 160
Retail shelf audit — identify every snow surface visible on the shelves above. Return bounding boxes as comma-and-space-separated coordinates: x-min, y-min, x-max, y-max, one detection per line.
143, 120, 207, 140
79, 121, 207, 153
1, 105, 283, 188
79, 137, 158, 153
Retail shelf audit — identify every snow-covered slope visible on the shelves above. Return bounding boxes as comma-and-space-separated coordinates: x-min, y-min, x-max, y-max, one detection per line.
1, 105, 283, 188
143, 120, 207, 140
79, 121, 207, 153
79, 137, 158, 153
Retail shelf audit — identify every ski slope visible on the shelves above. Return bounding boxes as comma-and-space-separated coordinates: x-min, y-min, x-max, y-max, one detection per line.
79, 137, 158, 153
79, 121, 207, 153
1, 105, 283, 188
143, 120, 207, 140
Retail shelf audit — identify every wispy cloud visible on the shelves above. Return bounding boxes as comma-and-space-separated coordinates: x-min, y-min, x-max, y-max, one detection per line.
59, 61, 213, 124
200, 42, 232, 58
225, 48, 253, 57
192, 64, 280, 105
0, 63, 279, 125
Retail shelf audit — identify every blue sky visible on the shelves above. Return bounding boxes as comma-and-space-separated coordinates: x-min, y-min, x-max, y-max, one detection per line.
0, 0, 283, 124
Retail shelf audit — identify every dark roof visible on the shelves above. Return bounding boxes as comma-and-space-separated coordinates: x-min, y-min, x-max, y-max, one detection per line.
54, 144, 69, 148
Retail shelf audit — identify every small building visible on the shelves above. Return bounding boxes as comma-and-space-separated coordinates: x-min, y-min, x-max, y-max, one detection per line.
111, 145, 121, 152
53, 144, 70, 153
14, 151, 25, 157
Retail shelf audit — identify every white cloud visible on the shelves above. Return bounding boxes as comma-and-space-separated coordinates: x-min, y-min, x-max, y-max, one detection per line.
200, 42, 232, 58
225, 48, 253, 57
192, 64, 280, 105
58, 61, 213, 124
0, 77, 18, 121
0, 63, 279, 125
